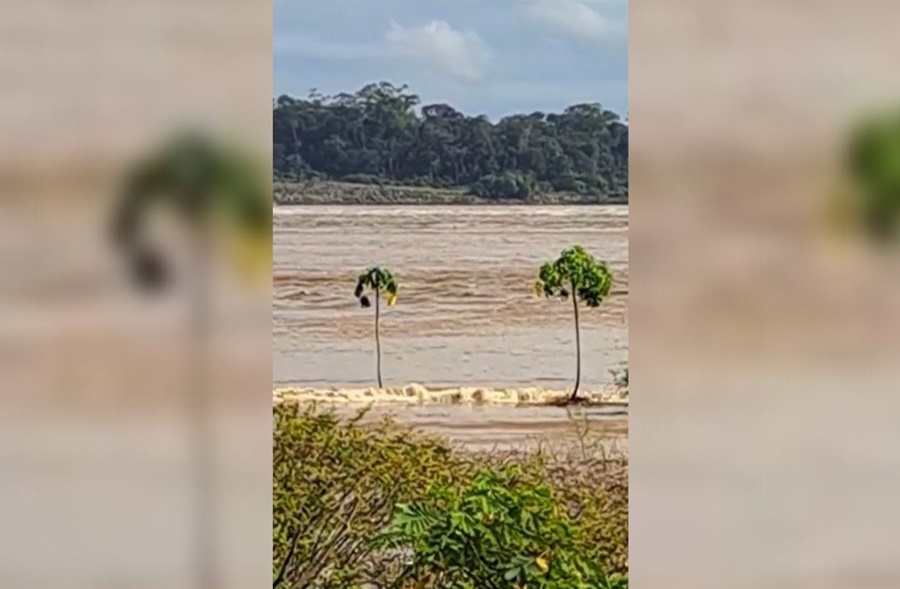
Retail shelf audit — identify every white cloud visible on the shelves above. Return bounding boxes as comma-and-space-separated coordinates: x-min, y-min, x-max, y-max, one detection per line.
525, 0, 617, 41
274, 21, 492, 83
385, 21, 491, 82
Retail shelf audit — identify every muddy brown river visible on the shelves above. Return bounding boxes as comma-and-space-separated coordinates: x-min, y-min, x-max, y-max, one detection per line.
274, 205, 628, 387
273, 205, 629, 448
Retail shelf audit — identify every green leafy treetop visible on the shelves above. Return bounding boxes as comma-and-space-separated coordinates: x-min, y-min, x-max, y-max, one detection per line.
535, 246, 611, 307
535, 246, 612, 402
354, 267, 398, 308
112, 130, 271, 290
840, 110, 900, 243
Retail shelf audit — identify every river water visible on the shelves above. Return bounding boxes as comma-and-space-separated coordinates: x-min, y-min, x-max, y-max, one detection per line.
273, 205, 629, 448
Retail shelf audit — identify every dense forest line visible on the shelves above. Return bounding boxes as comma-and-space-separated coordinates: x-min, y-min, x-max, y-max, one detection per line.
274, 82, 628, 201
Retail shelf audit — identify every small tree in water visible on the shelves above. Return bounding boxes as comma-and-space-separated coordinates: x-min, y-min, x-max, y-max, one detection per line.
354, 267, 398, 388
111, 131, 270, 589
535, 246, 612, 403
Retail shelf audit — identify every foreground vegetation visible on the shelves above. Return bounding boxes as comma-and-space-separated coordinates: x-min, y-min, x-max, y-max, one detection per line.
273, 403, 627, 589
274, 82, 628, 203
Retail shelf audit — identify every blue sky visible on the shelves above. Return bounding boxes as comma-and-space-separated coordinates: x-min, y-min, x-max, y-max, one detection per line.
274, 0, 628, 121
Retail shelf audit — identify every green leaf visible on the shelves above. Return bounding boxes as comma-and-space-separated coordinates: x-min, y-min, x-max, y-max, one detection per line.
504, 566, 522, 581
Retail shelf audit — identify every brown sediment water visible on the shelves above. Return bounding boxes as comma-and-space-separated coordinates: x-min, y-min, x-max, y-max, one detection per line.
274, 205, 628, 388
273, 205, 629, 447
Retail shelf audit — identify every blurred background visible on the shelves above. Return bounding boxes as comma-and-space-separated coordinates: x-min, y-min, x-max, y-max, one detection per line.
630, 0, 900, 587
5, 0, 900, 588
0, 1, 271, 588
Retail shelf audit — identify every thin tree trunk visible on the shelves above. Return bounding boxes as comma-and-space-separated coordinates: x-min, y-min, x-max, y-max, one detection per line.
570, 283, 581, 403
375, 289, 382, 388
190, 226, 214, 589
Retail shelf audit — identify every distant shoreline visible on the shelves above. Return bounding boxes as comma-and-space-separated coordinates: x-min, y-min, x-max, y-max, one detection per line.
274, 180, 629, 206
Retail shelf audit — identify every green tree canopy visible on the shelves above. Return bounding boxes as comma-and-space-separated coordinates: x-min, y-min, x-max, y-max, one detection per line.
274, 82, 628, 200
354, 266, 398, 308
843, 110, 900, 242
536, 246, 612, 307
113, 130, 271, 289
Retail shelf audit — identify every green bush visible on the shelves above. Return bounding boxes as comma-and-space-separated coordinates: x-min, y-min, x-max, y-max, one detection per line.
273, 403, 628, 588
377, 467, 626, 588
273, 403, 472, 589
500, 414, 629, 575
